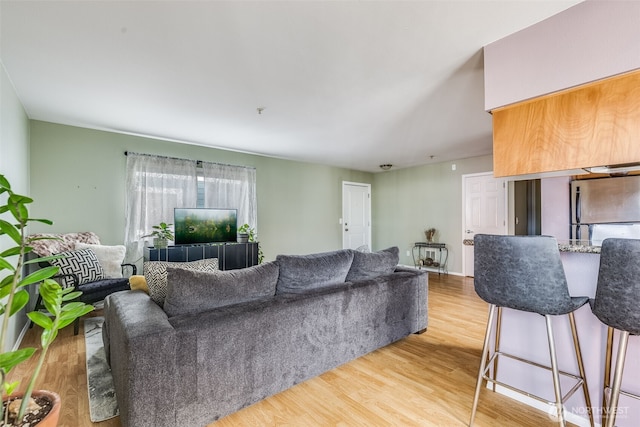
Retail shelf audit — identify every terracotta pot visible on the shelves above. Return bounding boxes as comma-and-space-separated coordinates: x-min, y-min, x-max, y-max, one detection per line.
3, 390, 61, 427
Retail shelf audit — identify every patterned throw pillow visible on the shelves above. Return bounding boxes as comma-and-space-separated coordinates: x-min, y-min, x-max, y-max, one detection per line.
143, 258, 219, 306
48, 248, 106, 288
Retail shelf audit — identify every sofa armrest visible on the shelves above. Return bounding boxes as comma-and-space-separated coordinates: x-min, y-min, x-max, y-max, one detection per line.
394, 265, 418, 273
103, 291, 177, 427
392, 266, 428, 331
120, 263, 137, 276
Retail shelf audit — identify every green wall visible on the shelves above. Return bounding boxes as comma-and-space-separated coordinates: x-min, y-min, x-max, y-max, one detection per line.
373, 155, 493, 274
0, 63, 31, 349
29, 121, 372, 261
29, 120, 492, 274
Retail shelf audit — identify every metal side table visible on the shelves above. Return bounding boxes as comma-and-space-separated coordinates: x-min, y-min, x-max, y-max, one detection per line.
412, 242, 448, 275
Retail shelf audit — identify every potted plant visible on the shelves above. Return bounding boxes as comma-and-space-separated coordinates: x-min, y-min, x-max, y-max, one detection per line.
237, 224, 264, 264
237, 224, 250, 243
0, 174, 94, 426
142, 222, 174, 249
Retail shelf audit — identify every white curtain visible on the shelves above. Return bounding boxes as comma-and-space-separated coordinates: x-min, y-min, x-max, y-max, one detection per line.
124, 153, 257, 266
124, 154, 198, 264
201, 162, 257, 233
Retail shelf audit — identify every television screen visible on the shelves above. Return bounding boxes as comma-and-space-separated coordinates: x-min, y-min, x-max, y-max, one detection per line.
174, 208, 237, 245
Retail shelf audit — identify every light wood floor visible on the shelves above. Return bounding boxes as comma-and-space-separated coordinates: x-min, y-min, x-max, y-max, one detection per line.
10, 273, 568, 426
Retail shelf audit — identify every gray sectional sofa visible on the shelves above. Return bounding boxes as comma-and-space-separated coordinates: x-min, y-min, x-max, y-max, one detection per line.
102, 247, 428, 427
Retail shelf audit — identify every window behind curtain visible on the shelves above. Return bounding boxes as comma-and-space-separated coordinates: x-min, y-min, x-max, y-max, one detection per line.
201, 162, 257, 233
124, 153, 257, 264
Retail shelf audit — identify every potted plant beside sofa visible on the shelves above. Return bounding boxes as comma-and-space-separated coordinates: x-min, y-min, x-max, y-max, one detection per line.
0, 174, 94, 426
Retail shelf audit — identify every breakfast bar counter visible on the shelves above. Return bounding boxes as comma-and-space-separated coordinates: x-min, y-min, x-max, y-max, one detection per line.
466, 237, 640, 426
463, 238, 601, 253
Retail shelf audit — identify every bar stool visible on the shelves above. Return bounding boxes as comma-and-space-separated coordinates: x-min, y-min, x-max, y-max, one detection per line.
591, 238, 640, 427
469, 234, 594, 427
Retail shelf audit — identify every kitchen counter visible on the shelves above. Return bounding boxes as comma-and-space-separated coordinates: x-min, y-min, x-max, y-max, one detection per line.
468, 241, 639, 426
462, 238, 601, 254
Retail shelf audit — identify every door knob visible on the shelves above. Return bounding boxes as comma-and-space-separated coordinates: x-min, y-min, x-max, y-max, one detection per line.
466, 229, 474, 234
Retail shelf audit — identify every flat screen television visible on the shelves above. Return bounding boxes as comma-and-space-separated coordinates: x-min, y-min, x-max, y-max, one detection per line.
174, 208, 237, 245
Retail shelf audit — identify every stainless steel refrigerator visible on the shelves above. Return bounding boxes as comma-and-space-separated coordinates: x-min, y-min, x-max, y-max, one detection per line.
570, 175, 640, 243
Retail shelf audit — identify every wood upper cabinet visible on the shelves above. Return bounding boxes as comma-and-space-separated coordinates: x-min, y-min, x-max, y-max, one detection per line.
492, 69, 640, 177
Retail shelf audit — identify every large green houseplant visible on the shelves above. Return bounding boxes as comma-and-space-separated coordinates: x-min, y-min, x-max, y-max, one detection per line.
0, 174, 94, 425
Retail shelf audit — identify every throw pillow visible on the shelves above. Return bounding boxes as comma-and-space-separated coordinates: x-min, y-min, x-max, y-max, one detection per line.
346, 246, 400, 282
28, 231, 101, 257
163, 262, 279, 317
143, 258, 219, 306
275, 249, 354, 294
75, 242, 126, 278
48, 248, 105, 288
129, 275, 149, 294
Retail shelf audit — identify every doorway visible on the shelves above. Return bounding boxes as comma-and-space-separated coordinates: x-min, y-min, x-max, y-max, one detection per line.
514, 179, 541, 236
342, 181, 371, 250
462, 172, 508, 277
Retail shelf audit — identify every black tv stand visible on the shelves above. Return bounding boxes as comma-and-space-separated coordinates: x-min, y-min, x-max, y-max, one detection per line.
144, 242, 259, 270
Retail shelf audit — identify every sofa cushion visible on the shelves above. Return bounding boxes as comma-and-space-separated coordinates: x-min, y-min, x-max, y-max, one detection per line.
143, 258, 219, 306
275, 249, 354, 294
75, 242, 126, 278
346, 246, 400, 281
163, 261, 279, 317
49, 248, 105, 288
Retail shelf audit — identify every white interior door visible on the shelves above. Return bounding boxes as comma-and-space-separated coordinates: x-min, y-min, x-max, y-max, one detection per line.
462, 172, 508, 276
342, 182, 371, 250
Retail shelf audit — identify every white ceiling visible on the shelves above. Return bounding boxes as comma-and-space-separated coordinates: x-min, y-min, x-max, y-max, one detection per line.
1, 0, 581, 173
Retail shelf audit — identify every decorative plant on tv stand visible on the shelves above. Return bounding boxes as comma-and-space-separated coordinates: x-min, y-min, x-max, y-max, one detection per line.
0, 174, 94, 426
236, 224, 250, 243
143, 222, 174, 249
238, 224, 264, 264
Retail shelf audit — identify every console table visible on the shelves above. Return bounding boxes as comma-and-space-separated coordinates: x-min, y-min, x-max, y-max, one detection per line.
144, 242, 259, 270
412, 242, 448, 275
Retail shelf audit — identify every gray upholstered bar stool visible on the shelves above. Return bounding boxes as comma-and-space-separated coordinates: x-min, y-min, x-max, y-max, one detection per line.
469, 234, 594, 427
591, 238, 640, 427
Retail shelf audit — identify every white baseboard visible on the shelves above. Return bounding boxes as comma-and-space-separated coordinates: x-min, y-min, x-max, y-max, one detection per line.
399, 264, 464, 277
492, 384, 600, 427
13, 319, 31, 351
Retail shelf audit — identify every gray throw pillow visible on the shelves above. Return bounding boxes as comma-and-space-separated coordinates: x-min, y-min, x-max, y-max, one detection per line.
275, 249, 354, 294
346, 246, 399, 281
163, 262, 279, 317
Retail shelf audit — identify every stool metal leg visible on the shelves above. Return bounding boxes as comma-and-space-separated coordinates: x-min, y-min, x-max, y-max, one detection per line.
606, 330, 630, 427
469, 304, 497, 426
602, 326, 614, 427
492, 306, 502, 392
545, 315, 566, 427
568, 312, 594, 427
